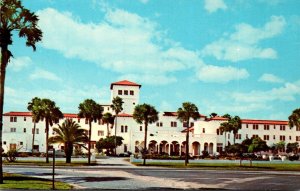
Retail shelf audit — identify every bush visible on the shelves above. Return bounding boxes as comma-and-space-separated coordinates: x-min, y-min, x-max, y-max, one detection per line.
201, 150, 209, 159
5, 149, 18, 162
289, 154, 299, 161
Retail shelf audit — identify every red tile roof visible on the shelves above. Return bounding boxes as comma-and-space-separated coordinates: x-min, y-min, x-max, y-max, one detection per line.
117, 113, 133, 117
163, 112, 206, 118
241, 119, 288, 125
110, 80, 141, 89
63, 113, 79, 118
3, 112, 32, 116
208, 116, 229, 121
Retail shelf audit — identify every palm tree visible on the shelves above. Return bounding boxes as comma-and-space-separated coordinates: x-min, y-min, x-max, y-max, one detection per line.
0, 0, 42, 183
27, 97, 42, 155
78, 99, 103, 164
177, 102, 200, 166
133, 103, 158, 166
40, 99, 63, 163
288, 108, 300, 129
220, 114, 232, 148
111, 96, 123, 155
231, 116, 242, 144
102, 112, 114, 137
48, 119, 88, 163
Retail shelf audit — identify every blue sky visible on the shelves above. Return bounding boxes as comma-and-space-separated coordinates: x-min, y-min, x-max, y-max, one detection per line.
5, 0, 300, 120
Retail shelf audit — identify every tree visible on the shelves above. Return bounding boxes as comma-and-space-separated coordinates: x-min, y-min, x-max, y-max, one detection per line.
273, 141, 286, 153
27, 97, 42, 154
102, 112, 114, 137
220, 121, 231, 148
248, 137, 269, 154
133, 103, 159, 166
78, 99, 103, 164
231, 116, 242, 144
48, 119, 88, 163
96, 136, 123, 155
111, 96, 123, 155
177, 102, 200, 166
286, 142, 299, 154
210, 112, 218, 118
40, 99, 63, 163
288, 108, 300, 129
0, 0, 42, 183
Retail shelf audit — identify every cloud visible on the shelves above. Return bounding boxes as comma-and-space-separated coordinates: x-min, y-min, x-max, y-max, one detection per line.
7, 56, 32, 72
37, 8, 202, 85
197, 65, 249, 83
202, 16, 286, 62
204, 0, 227, 13
30, 68, 61, 81
259, 73, 284, 83
139, 0, 149, 4
118, 73, 177, 85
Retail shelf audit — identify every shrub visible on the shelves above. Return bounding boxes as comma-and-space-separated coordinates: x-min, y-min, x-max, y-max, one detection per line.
201, 150, 209, 159
5, 149, 18, 162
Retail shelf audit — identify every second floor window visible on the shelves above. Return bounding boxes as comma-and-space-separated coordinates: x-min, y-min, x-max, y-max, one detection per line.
171, 121, 177, 127
98, 130, 104, 136
118, 90, 122, 95
10, 116, 17, 122
10, 128, 16, 133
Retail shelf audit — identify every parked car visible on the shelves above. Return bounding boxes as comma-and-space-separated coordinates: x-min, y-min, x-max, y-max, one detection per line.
48, 149, 65, 157
118, 151, 132, 157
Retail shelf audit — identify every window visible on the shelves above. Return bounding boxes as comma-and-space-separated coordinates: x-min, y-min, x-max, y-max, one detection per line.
121, 125, 124, 133
273, 135, 276, 139
24, 117, 26, 121
263, 135, 269, 141
118, 90, 122, 95
297, 127, 300, 131
140, 126, 142, 131
280, 125, 286, 131
20, 142, 23, 146
253, 124, 259, 130
236, 134, 242, 140
216, 129, 220, 135
124, 144, 128, 152
280, 135, 285, 141
228, 134, 230, 139
125, 126, 128, 133
3, 141, 6, 145
124, 90, 128, 95
130, 90, 134, 95
274, 125, 276, 129
246, 134, 248, 139
289, 136, 292, 140
10, 116, 17, 122
36, 129, 39, 134
202, 128, 205, 133
160, 122, 163, 127
78, 118, 80, 123
171, 121, 177, 127
98, 130, 104, 136
252, 134, 259, 138
10, 128, 16, 133
190, 122, 194, 127
23, 128, 26, 133
296, 136, 300, 141
246, 124, 248, 128
264, 125, 269, 130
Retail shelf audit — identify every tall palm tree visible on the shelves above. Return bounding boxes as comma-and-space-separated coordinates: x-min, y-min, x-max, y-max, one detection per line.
231, 116, 242, 144
177, 102, 199, 166
40, 99, 63, 163
27, 97, 42, 154
133, 103, 158, 166
0, 0, 42, 183
48, 119, 88, 163
78, 99, 103, 164
220, 121, 231, 148
102, 112, 114, 137
288, 108, 300, 129
111, 96, 123, 155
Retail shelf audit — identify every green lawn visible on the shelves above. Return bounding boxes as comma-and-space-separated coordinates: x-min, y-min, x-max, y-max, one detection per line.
0, 173, 73, 190
132, 161, 300, 171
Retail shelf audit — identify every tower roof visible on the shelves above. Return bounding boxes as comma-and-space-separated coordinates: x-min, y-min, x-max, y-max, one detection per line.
110, 80, 141, 89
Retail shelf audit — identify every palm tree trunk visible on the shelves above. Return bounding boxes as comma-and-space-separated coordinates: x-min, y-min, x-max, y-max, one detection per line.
107, 123, 109, 137
88, 120, 92, 165
32, 122, 36, 155
114, 115, 118, 155
45, 118, 49, 163
0, 48, 8, 184
185, 119, 190, 166
143, 122, 148, 166
65, 142, 72, 163
233, 133, 236, 144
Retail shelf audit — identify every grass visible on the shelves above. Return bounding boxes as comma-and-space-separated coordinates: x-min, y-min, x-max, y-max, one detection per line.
132, 161, 300, 171
0, 173, 73, 190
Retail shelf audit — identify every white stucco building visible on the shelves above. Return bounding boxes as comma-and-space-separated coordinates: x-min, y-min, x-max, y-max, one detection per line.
2, 80, 300, 156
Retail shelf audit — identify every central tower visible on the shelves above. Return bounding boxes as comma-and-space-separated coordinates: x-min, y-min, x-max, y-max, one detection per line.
110, 80, 141, 114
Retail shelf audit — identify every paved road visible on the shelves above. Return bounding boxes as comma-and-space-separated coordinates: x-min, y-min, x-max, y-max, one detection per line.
4, 157, 300, 190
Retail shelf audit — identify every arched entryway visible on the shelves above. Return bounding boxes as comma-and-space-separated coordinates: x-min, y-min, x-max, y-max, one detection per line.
209, 143, 214, 154
192, 141, 200, 156
148, 140, 157, 154
171, 141, 180, 156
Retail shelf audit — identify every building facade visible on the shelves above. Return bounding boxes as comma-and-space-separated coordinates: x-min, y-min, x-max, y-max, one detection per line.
2, 80, 300, 155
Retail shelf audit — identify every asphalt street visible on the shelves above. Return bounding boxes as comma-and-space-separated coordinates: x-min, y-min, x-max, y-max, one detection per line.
4, 157, 300, 190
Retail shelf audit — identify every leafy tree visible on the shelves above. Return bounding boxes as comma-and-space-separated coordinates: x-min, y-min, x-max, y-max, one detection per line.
27, 97, 42, 154
210, 112, 218, 118
48, 119, 88, 163
225, 143, 246, 157
273, 141, 286, 153
78, 99, 103, 164
288, 108, 300, 129
111, 96, 123, 155
96, 136, 123, 155
177, 102, 200, 166
286, 142, 299, 154
102, 112, 114, 137
248, 137, 269, 154
133, 103, 159, 166
40, 99, 63, 163
220, 120, 231, 147
0, 0, 42, 183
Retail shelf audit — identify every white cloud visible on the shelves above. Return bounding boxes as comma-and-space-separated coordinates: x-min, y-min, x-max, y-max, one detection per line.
204, 0, 227, 13
37, 8, 202, 85
30, 68, 61, 81
197, 65, 249, 83
139, 0, 149, 4
259, 73, 284, 83
7, 56, 32, 72
202, 16, 286, 62
119, 73, 177, 85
